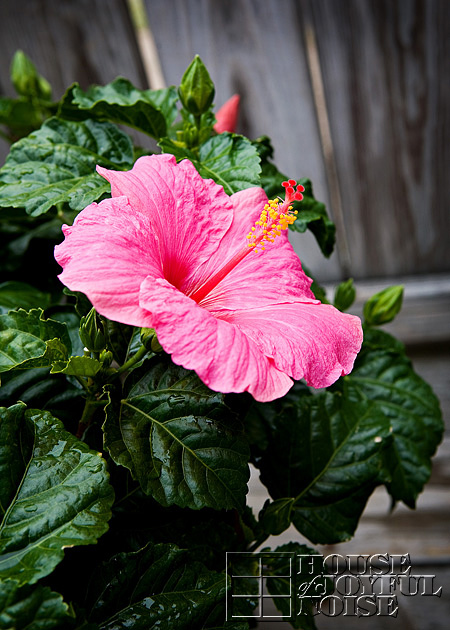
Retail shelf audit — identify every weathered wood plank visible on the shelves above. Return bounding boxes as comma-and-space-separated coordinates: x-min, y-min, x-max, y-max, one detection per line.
304, 0, 450, 278
144, 0, 342, 281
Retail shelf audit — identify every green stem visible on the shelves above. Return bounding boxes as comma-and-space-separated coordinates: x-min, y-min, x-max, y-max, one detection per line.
114, 485, 140, 507
76, 398, 107, 439
115, 344, 148, 375
247, 534, 269, 553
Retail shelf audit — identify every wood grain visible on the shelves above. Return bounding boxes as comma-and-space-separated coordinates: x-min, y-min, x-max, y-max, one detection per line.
302, 0, 450, 278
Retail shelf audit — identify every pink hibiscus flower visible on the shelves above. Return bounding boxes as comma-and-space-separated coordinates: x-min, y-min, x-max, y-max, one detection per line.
55, 154, 362, 402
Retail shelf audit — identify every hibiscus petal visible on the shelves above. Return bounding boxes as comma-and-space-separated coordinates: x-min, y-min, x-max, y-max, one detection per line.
55, 196, 161, 327
139, 276, 293, 402
97, 154, 233, 290
187, 187, 317, 311
223, 302, 363, 388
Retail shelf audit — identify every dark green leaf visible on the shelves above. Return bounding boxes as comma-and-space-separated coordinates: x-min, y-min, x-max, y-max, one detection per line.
0, 97, 47, 139
0, 579, 74, 630
59, 79, 178, 138
86, 542, 227, 630
347, 327, 444, 507
0, 404, 114, 584
62, 289, 92, 318
0, 118, 134, 216
254, 390, 391, 544
259, 497, 295, 536
0, 281, 51, 313
0, 308, 71, 373
102, 319, 137, 365
0, 367, 84, 430
104, 356, 249, 510
159, 133, 261, 195
48, 308, 84, 357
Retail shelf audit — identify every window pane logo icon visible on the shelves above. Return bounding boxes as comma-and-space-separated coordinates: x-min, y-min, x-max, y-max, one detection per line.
226, 551, 294, 621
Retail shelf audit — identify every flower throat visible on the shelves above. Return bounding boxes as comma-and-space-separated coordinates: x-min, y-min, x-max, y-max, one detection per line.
189, 180, 305, 303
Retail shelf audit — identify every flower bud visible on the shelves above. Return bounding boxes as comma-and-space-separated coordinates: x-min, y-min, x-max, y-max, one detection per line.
11, 50, 52, 100
140, 327, 163, 353
100, 349, 113, 368
363, 285, 404, 326
79, 308, 106, 352
334, 278, 356, 312
178, 56, 215, 115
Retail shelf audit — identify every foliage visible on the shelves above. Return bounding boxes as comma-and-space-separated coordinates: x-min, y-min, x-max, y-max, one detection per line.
0, 52, 443, 629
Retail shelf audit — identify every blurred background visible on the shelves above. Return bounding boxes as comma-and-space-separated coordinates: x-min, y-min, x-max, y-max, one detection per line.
0, 1, 449, 627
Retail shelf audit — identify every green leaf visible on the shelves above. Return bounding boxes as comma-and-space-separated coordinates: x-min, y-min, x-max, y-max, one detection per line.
0, 117, 134, 216
0, 98, 47, 139
159, 133, 261, 195
363, 285, 404, 326
259, 497, 295, 536
347, 327, 444, 507
0, 368, 84, 430
0, 308, 70, 373
0, 579, 74, 630
254, 390, 391, 544
104, 355, 249, 510
85, 542, 227, 630
0, 282, 51, 313
11, 50, 52, 101
102, 320, 137, 365
0, 404, 114, 585
59, 79, 178, 138
48, 308, 84, 357
50, 355, 102, 377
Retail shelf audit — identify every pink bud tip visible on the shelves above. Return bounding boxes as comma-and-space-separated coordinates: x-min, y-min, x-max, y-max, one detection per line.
288, 179, 297, 186
294, 192, 304, 200
286, 186, 294, 195
297, 184, 305, 192
213, 94, 241, 134
282, 181, 289, 188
